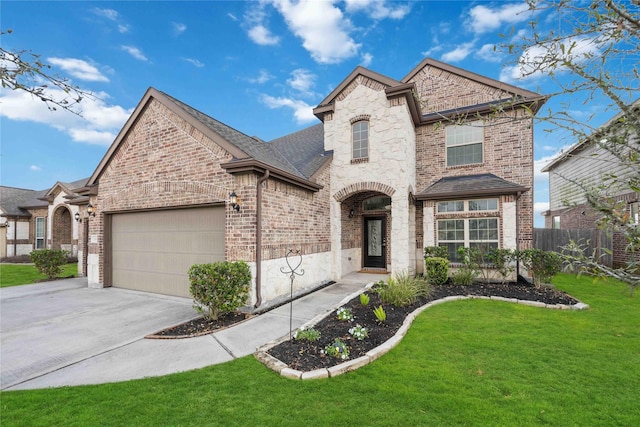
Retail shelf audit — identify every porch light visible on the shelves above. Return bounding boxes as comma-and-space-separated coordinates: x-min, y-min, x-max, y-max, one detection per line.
87, 203, 96, 217
74, 212, 81, 222
229, 192, 240, 212
349, 208, 355, 218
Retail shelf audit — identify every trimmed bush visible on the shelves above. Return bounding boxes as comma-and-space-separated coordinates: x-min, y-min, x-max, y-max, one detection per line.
188, 261, 251, 320
424, 257, 449, 285
30, 249, 69, 280
424, 246, 449, 259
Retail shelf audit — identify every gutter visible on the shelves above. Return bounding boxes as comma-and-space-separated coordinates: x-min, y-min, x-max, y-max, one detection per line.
254, 169, 270, 308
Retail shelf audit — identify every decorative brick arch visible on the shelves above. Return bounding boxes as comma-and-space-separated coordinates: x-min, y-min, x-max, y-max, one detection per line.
52, 205, 72, 250
333, 182, 396, 202
100, 180, 228, 211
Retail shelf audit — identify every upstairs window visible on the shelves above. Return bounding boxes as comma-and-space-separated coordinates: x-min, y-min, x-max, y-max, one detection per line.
446, 122, 483, 166
352, 120, 369, 160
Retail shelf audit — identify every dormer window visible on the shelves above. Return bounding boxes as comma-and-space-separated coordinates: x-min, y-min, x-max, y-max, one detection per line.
352, 120, 369, 160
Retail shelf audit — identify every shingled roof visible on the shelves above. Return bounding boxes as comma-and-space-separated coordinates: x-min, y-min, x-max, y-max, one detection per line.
0, 186, 48, 217
268, 123, 331, 179
416, 174, 528, 200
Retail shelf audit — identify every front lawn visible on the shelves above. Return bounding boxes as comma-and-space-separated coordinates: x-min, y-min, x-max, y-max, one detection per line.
0, 263, 77, 288
1, 273, 638, 426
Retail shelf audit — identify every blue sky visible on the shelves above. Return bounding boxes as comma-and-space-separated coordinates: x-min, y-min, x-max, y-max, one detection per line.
0, 1, 630, 227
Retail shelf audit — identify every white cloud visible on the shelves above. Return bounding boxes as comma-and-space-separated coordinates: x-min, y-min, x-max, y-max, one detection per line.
466, 3, 532, 34
500, 36, 601, 83
248, 24, 281, 45
30, 165, 42, 171
441, 42, 474, 62
228, 13, 238, 21
121, 45, 148, 61
344, 0, 410, 20
0, 87, 132, 146
248, 69, 274, 84
534, 201, 549, 217
287, 69, 316, 96
476, 43, 502, 62
361, 52, 373, 67
117, 24, 130, 34
93, 8, 119, 21
261, 94, 315, 124
172, 22, 187, 35
47, 58, 109, 82
271, 0, 360, 64
183, 58, 204, 68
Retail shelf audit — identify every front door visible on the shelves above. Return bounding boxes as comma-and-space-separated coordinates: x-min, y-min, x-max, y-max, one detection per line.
364, 216, 386, 269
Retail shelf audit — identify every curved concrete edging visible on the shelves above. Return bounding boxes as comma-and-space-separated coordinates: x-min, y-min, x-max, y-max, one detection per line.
254, 283, 590, 380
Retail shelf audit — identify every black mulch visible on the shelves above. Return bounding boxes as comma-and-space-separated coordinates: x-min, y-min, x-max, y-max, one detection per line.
147, 312, 251, 338
266, 281, 579, 372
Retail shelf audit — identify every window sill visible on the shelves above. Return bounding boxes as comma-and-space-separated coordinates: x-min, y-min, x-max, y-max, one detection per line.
351, 157, 369, 165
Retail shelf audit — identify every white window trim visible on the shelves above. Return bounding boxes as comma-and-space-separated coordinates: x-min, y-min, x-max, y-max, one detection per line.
35, 217, 45, 249
437, 198, 498, 213
445, 121, 484, 167
437, 217, 500, 261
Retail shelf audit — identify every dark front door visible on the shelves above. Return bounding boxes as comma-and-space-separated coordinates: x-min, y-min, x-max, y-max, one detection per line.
364, 216, 386, 269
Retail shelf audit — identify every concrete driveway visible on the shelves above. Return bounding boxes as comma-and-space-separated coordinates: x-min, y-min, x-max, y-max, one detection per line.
1, 278, 200, 390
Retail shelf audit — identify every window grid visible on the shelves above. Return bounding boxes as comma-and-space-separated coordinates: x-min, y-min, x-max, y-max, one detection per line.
437, 198, 498, 214
352, 121, 369, 159
437, 217, 499, 262
35, 217, 45, 249
446, 122, 483, 166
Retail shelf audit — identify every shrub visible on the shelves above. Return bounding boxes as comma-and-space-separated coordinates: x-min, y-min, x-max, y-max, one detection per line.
294, 327, 321, 342
424, 257, 449, 285
519, 249, 563, 286
454, 247, 481, 284
424, 246, 449, 259
376, 272, 431, 307
450, 268, 476, 285
486, 248, 517, 284
359, 292, 370, 306
373, 305, 386, 323
188, 261, 251, 321
30, 249, 69, 280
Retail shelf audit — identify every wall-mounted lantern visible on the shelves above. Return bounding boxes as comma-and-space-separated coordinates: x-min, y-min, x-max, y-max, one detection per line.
229, 192, 240, 212
74, 212, 81, 222
87, 203, 96, 217
348, 208, 355, 218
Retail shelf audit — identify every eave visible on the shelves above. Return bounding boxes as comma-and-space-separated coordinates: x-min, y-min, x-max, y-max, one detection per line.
220, 159, 323, 192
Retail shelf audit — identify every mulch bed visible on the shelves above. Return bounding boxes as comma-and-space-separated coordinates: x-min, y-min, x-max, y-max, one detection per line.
266, 281, 578, 372
147, 312, 252, 339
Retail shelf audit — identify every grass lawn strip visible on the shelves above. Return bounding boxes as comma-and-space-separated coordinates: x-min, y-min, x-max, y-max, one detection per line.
0, 273, 638, 426
0, 263, 77, 288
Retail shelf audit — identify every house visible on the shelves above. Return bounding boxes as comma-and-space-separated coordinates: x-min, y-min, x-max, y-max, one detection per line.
0, 179, 89, 261
542, 101, 639, 268
82, 58, 544, 308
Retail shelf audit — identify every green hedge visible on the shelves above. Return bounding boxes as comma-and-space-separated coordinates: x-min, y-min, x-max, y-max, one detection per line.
188, 261, 251, 320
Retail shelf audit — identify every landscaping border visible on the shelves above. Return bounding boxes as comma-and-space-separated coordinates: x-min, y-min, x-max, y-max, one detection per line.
254, 282, 590, 380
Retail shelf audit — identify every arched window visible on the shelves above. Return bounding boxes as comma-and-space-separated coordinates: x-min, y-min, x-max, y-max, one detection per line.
352, 120, 369, 159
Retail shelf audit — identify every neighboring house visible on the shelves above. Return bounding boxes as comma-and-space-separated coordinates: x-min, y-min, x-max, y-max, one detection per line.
0, 179, 89, 261
82, 58, 544, 308
542, 101, 639, 268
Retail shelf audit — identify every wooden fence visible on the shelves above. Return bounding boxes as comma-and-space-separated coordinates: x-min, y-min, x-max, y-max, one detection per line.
533, 228, 613, 267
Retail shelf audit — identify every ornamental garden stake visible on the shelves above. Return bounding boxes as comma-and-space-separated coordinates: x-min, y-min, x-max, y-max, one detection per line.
280, 249, 304, 341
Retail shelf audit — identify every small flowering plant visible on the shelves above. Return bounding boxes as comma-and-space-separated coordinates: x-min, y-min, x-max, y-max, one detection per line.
323, 339, 350, 360
348, 324, 368, 340
336, 306, 354, 322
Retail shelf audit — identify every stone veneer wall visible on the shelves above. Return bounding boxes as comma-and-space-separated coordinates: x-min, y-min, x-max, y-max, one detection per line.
323, 80, 417, 279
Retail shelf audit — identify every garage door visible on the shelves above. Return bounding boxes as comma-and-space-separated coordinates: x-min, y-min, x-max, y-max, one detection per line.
111, 206, 225, 298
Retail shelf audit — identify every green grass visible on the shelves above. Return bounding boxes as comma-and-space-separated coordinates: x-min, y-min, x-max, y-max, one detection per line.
1, 273, 638, 426
0, 263, 77, 288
